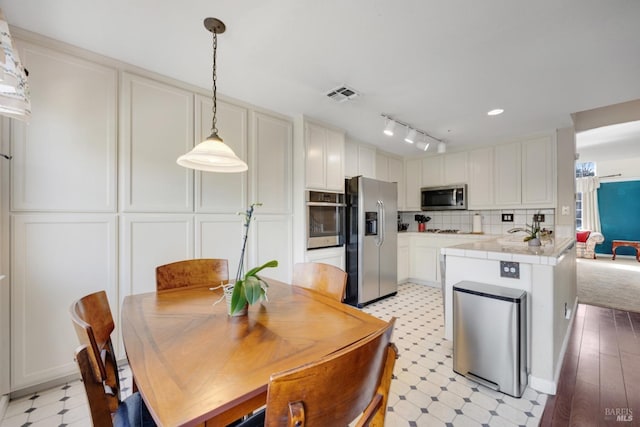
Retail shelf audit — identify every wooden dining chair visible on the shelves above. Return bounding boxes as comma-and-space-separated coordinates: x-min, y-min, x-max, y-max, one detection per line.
75, 345, 156, 427
155, 258, 229, 292
292, 262, 348, 302
70, 290, 122, 412
238, 317, 397, 427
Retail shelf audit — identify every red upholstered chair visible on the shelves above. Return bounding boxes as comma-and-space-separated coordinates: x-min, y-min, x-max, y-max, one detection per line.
576, 230, 604, 259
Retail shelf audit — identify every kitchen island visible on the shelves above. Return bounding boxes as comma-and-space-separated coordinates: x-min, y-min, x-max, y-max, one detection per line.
442, 237, 576, 395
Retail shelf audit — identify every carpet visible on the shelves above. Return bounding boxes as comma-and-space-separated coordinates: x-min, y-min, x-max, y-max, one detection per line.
577, 256, 640, 313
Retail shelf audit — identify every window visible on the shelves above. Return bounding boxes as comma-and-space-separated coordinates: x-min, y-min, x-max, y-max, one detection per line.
575, 161, 596, 229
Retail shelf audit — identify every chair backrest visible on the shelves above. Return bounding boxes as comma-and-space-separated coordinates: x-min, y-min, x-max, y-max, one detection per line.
75, 344, 115, 427
263, 317, 397, 427
292, 262, 348, 302
155, 258, 229, 292
70, 291, 120, 411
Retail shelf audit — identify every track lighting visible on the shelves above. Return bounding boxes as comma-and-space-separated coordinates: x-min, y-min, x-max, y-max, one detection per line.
404, 128, 417, 144
383, 119, 396, 136
381, 114, 444, 153
415, 140, 429, 151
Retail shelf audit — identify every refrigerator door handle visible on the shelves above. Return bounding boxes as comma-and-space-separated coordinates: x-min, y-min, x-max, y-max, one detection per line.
377, 199, 385, 247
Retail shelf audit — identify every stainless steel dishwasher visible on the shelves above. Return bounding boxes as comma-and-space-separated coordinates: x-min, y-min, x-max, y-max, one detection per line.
453, 281, 527, 398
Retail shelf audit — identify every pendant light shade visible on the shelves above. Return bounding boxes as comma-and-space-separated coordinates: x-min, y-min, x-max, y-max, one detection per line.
177, 18, 247, 173
177, 132, 247, 172
0, 8, 31, 121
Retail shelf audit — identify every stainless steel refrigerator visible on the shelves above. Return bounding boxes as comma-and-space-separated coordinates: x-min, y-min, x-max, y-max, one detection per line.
345, 176, 398, 307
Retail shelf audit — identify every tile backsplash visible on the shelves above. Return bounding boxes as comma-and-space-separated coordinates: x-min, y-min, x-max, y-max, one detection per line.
398, 209, 555, 235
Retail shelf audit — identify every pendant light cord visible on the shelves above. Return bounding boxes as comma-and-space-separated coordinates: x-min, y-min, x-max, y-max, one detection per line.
211, 30, 218, 135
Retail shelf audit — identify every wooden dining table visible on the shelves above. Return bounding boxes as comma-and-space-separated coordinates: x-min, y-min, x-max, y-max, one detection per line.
120, 278, 387, 427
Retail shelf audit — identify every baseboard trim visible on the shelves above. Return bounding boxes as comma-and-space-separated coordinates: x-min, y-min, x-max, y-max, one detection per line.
0, 394, 9, 421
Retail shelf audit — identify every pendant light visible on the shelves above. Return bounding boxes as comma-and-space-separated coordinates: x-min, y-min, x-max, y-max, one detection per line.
177, 18, 247, 173
0, 8, 31, 121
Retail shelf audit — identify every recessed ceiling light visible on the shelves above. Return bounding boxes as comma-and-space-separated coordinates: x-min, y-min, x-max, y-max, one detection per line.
487, 109, 504, 116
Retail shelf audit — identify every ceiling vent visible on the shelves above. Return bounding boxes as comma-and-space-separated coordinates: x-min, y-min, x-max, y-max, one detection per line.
325, 85, 360, 103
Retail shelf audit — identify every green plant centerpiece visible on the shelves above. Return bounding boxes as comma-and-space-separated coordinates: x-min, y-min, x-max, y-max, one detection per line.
225, 203, 278, 316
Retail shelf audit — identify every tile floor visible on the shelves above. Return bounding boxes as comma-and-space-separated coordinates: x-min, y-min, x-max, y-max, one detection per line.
0, 283, 547, 427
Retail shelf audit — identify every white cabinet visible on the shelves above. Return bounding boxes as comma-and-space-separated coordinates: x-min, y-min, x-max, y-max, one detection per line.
358, 145, 376, 178
305, 247, 345, 270
252, 214, 293, 283
410, 237, 438, 283
251, 111, 293, 214
522, 137, 555, 206
405, 158, 422, 211
494, 142, 522, 205
120, 72, 194, 212
467, 147, 494, 209
11, 41, 117, 212
388, 157, 405, 210
494, 137, 555, 207
11, 214, 117, 388
304, 121, 345, 192
444, 151, 468, 184
345, 139, 376, 179
422, 152, 468, 187
397, 234, 409, 283
376, 153, 405, 209
344, 140, 359, 178
421, 156, 443, 186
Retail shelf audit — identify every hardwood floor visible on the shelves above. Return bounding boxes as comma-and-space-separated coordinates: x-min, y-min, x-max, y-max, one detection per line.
540, 304, 640, 426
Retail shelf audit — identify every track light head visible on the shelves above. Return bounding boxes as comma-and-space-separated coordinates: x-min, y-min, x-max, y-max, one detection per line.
383, 119, 396, 136
437, 141, 446, 154
404, 128, 417, 144
415, 141, 430, 151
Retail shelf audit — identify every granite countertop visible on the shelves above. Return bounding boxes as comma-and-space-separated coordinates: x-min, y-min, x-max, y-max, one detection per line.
441, 236, 575, 266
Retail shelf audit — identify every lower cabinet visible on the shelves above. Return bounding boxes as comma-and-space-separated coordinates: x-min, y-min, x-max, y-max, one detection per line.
305, 246, 345, 270
397, 235, 409, 283
410, 238, 438, 283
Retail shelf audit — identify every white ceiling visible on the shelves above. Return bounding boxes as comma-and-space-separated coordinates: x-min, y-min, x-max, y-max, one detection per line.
2, 0, 640, 157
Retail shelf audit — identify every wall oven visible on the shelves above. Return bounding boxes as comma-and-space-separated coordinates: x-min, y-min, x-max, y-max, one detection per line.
306, 191, 345, 249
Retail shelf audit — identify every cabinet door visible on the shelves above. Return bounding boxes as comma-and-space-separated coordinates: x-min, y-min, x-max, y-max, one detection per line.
421, 156, 444, 186
11, 41, 117, 212
494, 142, 522, 205
376, 152, 389, 181
120, 73, 194, 212
410, 239, 438, 282
358, 145, 376, 178
397, 236, 409, 283
305, 123, 326, 190
325, 128, 345, 191
388, 157, 405, 210
196, 215, 244, 280
196, 95, 247, 213
522, 137, 555, 206
252, 215, 293, 283
305, 247, 345, 270
251, 112, 293, 214
468, 147, 494, 208
11, 215, 117, 389
405, 159, 422, 210
344, 140, 359, 178
444, 151, 468, 184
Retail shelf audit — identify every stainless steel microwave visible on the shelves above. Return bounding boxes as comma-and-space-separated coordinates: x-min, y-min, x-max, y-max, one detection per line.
421, 184, 467, 211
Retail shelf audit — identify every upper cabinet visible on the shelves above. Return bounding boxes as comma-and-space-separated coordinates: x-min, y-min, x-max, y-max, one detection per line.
467, 147, 494, 209
405, 158, 422, 211
250, 111, 293, 214
304, 121, 345, 192
345, 139, 376, 179
11, 41, 117, 212
421, 152, 468, 187
120, 72, 194, 212
493, 136, 556, 207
